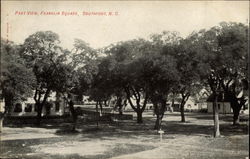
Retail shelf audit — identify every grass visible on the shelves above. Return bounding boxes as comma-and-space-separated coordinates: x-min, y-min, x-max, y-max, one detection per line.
0, 112, 249, 159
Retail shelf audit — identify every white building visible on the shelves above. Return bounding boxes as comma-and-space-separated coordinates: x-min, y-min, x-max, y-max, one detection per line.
184, 97, 198, 111
206, 93, 232, 114
10, 92, 67, 117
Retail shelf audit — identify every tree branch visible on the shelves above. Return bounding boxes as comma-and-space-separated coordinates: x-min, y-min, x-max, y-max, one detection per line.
131, 86, 139, 101
124, 87, 137, 111
141, 93, 149, 112
41, 88, 51, 106
34, 88, 38, 103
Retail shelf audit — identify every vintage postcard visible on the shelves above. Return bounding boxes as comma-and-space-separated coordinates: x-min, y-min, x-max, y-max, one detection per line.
1, 1, 249, 159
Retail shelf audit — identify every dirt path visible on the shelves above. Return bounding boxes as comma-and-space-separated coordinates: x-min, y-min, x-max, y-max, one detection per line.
111, 135, 249, 159
0, 127, 59, 141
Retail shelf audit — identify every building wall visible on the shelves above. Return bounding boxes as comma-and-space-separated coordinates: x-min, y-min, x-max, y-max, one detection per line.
10, 92, 67, 117
197, 102, 207, 110
0, 100, 5, 112
10, 101, 66, 117
207, 102, 232, 114
184, 98, 198, 110
11, 101, 36, 116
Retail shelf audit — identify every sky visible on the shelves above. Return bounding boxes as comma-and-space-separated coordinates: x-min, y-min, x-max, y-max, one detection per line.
1, 1, 249, 50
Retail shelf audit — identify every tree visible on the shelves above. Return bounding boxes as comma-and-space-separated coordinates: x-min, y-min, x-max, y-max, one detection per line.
102, 39, 152, 123
141, 54, 179, 130
214, 22, 248, 125
105, 33, 181, 126
124, 59, 149, 124
89, 56, 116, 114
71, 39, 103, 120
187, 28, 223, 137
190, 22, 248, 136
58, 39, 99, 130
0, 38, 36, 131
50, 55, 79, 131
113, 92, 127, 115
21, 31, 65, 125
146, 31, 181, 129
166, 38, 202, 122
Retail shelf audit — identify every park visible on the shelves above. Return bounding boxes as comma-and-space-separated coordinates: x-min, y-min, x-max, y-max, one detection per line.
0, 111, 248, 159
0, 21, 249, 159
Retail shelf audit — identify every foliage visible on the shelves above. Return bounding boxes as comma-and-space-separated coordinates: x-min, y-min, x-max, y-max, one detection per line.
193, 22, 248, 125
1, 21, 247, 130
1, 39, 36, 113
21, 31, 68, 124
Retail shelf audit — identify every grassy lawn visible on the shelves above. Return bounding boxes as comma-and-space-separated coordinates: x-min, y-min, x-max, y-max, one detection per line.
0, 112, 248, 159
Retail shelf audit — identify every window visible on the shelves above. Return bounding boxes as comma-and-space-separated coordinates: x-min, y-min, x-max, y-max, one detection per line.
25, 104, 32, 112
14, 103, 22, 112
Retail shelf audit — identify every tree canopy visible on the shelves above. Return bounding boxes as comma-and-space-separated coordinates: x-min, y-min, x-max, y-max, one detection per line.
1, 22, 248, 131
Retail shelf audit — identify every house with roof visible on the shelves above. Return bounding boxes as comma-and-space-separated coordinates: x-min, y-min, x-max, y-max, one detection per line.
206, 93, 232, 114
184, 97, 199, 111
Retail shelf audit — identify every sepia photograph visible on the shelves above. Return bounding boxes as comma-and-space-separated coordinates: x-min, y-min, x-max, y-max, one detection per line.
0, 1, 249, 159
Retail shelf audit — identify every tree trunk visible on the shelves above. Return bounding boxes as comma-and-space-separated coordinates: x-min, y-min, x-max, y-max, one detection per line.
158, 99, 166, 130
137, 111, 143, 123
0, 118, 2, 133
154, 114, 160, 130
95, 102, 99, 127
180, 103, 185, 122
99, 101, 103, 116
222, 86, 246, 125
119, 110, 123, 115
153, 98, 166, 130
0, 100, 5, 132
125, 91, 142, 124
231, 99, 243, 125
180, 94, 189, 122
213, 95, 220, 137
4, 93, 14, 114
36, 103, 42, 126
36, 89, 51, 126
118, 100, 123, 115
171, 96, 175, 112
233, 108, 240, 125
0, 112, 4, 133
69, 100, 77, 131
117, 97, 123, 115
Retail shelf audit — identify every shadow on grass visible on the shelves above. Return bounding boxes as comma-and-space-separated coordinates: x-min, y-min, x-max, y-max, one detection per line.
3, 143, 156, 159
55, 129, 80, 135
73, 115, 248, 138
3, 113, 248, 139
4, 121, 74, 130
0, 137, 70, 159
191, 113, 233, 122
186, 112, 248, 122
1, 113, 248, 159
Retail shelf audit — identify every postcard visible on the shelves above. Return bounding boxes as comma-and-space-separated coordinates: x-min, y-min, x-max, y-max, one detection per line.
1, 1, 249, 159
